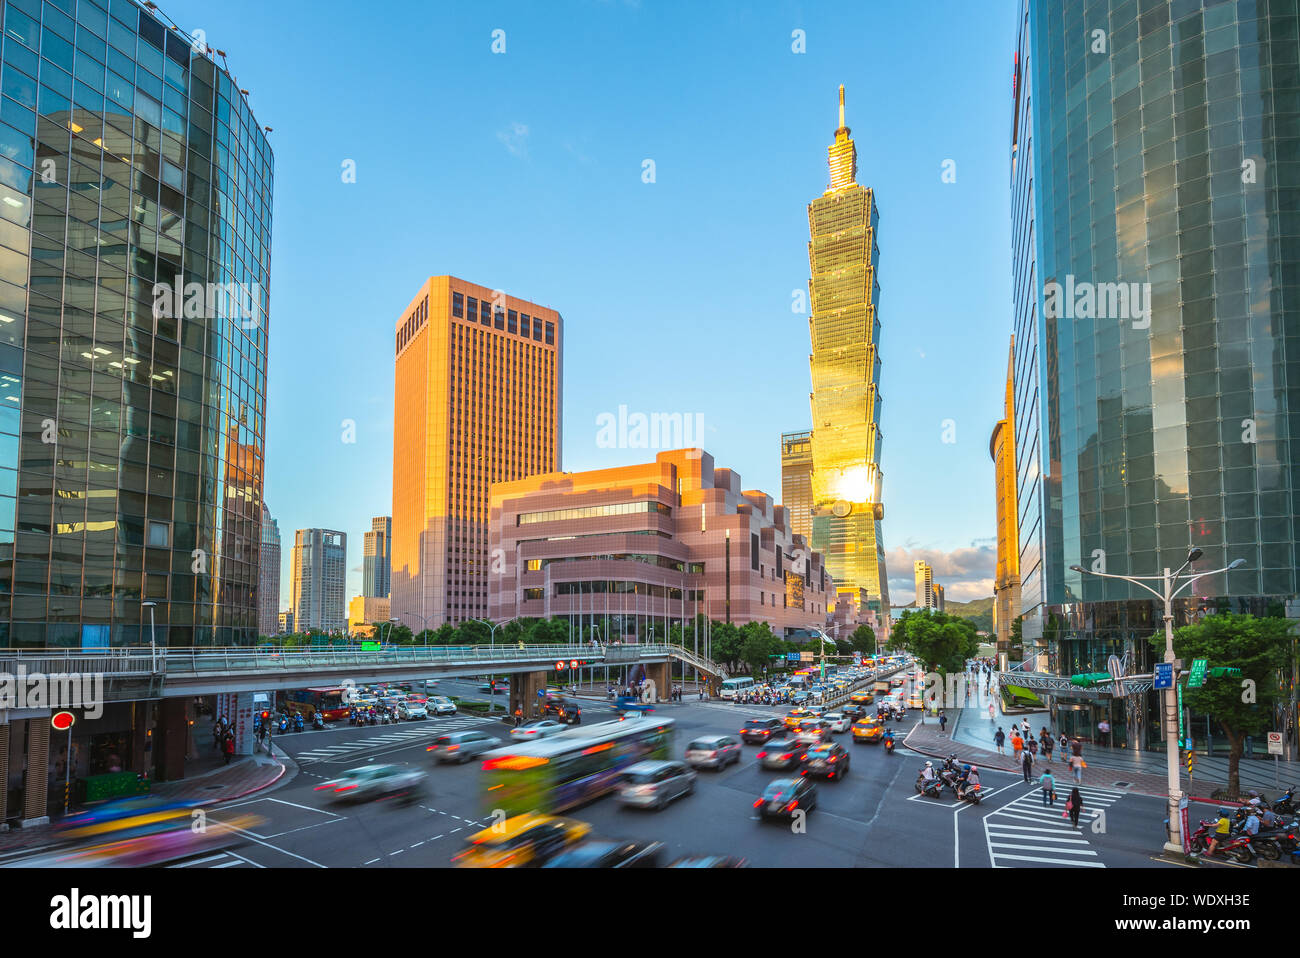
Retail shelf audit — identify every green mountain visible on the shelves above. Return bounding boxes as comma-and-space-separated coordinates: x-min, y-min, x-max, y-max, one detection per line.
944, 596, 995, 633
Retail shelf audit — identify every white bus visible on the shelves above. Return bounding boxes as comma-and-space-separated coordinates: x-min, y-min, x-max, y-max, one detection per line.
719, 677, 756, 700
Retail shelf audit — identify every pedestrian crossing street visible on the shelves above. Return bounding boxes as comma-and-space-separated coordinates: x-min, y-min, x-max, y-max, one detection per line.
982, 783, 1127, 868
290, 716, 494, 765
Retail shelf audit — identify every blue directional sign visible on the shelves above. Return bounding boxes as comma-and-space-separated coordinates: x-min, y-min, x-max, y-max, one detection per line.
1153, 663, 1173, 690
786, 653, 801, 662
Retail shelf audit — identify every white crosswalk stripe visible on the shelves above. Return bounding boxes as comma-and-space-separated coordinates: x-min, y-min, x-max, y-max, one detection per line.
292, 717, 494, 764
982, 784, 1126, 868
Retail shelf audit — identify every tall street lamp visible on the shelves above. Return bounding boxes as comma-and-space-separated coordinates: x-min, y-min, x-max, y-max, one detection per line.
468, 616, 518, 704
1071, 549, 1244, 854
142, 601, 158, 673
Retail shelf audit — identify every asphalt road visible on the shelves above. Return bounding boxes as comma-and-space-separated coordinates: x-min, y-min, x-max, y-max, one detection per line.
163, 672, 1179, 869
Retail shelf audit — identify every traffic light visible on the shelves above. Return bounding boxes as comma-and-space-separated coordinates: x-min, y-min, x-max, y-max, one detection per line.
261, 710, 270, 722
1069, 672, 1112, 688
1209, 667, 1241, 678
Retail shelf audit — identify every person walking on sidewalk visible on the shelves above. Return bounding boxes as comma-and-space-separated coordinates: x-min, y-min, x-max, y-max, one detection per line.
1067, 787, 1083, 828
222, 732, 235, 766
1041, 730, 1054, 763
994, 727, 1006, 754
938, 712, 947, 734
1070, 737, 1084, 784
1059, 732, 1069, 763
1011, 730, 1024, 762
1039, 769, 1056, 806
988, 702, 995, 721
1021, 745, 1035, 783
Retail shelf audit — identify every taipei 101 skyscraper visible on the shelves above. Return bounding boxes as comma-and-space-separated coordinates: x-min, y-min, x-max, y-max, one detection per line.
805, 86, 890, 617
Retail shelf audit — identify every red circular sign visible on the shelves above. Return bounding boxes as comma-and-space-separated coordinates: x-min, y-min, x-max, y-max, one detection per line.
556, 661, 566, 671
51, 711, 75, 731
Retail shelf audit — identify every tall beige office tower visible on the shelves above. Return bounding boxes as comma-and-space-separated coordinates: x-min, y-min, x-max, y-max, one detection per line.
780, 430, 814, 541
290, 529, 348, 632
391, 277, 562, 629
914, 560, 934, 610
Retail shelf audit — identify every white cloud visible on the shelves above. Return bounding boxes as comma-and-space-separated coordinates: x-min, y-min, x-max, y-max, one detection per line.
886, 542, 996, 605
497, 122, 530, 157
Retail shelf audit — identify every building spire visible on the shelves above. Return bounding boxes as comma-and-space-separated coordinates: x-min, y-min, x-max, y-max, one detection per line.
827, 84, 857, 191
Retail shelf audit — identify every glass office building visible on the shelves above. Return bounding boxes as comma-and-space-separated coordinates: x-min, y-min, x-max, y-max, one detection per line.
0, 0, 273, 648
1011, 0, 1298, 744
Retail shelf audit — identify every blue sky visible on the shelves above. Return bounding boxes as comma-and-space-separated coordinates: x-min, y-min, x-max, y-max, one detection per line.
162, 0, 1019, 607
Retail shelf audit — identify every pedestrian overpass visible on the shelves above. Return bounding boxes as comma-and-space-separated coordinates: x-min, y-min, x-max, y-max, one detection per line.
0, 642, 726, 701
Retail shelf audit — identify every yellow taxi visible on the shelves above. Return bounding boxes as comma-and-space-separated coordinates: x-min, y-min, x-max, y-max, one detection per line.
783, 708, 810, 730
453, 813, 591, 868
850, 691, 874, 706
852, 718, 885, 744
907, 692, 924, 709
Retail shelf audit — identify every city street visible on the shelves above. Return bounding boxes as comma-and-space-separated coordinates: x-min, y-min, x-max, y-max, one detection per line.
146, 675, 1176, 869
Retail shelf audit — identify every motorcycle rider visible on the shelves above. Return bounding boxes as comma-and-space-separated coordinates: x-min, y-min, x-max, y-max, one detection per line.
883, 728, 895, 752
919, 761, 938, 792
1206, 808, 1232, 857
957, 764, 981, 799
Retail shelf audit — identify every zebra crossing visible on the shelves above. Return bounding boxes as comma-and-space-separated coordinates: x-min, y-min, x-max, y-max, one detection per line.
981, 783, 1127, 868
166, 850, 263, 869
291, 717, 493, 764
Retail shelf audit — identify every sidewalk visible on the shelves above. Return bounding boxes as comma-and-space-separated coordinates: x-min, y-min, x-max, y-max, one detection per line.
151, 747, 287, 804
907, 717, 1252, 800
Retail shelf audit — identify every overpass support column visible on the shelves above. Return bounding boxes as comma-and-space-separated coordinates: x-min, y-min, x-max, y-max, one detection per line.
153, 698, 188, 783
644, 662, 671, 703
509, 672, 548, 721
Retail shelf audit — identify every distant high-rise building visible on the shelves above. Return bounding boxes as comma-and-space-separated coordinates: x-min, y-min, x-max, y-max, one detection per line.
392, 277, 562, 630
290, 529, 347, 632
990, 338, 1020, 666
805, 86, 889, 617
259, 504, 282, 636
348, 595, 390, 636
278, 610, 294, 634
914, 560, 935, 610
780, 430, 814, 541
933, 583, 945, 613
363, 516, 392, 598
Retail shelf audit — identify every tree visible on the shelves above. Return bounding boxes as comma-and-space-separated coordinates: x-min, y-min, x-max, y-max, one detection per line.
431, 623, 459, 645
895, 609, 978, 676
459, 619, 490, 645
739, 621, 781, 676
709, 621, 742, 672
1151, 613, 1293, 799
849, 624, 876, 655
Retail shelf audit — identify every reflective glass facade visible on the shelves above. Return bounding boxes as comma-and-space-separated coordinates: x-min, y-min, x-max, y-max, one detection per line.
0, 0, 272, 647
1012, 0, 1298, 689
806, 86, 890, 614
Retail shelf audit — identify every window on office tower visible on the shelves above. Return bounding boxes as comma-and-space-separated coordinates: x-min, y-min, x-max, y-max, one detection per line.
507, 309, 517, 334
480, 301, 491, 325
452, 292, 464, 317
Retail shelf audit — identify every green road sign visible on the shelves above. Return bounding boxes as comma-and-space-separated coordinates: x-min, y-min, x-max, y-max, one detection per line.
1070, 672, 1112, 688
361, 641, 381, 651
1210, 667, 1241, 678
1187, 658, 1209, 688
1177, 681, 1185, 747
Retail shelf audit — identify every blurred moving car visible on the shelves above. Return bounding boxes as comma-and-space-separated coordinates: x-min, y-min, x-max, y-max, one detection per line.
511, 719, 567, 741
541, 696, 582, 725
740, 718, 783, 744
427, 695, 457, 716
823, 712, 851, 733
477, 679, 510, 693
541, 839, 664, 868
454, 813, 590, 868
617, 760, 696, 810
685, 735, 742, 770
793, 719, 832, 745
757, 738, 805, 770
313, 764, 427, 804
799, 742, 851, 779
397, 701, 428, 720
427, 730, 501, 763
842, 704, 868, 722
850, 691, 875, 706
753, 777, 817, 820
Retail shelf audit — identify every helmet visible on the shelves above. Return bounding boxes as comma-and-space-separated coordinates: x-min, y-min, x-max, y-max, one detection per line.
1218, 808, 1231, 817
925, 761, 933, 767
963, 764, 971, 772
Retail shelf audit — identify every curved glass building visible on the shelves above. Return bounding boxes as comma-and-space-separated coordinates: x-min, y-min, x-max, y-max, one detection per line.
1011, 0, 1298, 745
0, 0, 272, 649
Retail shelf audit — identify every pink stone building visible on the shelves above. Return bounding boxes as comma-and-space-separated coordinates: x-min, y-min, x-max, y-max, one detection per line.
488, 449, 833, 639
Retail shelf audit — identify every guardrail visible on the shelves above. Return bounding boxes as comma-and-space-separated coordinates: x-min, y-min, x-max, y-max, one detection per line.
0, 649, 159, 677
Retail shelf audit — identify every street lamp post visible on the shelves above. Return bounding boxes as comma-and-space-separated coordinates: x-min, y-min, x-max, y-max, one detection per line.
468, 616, 517, 705
1071, 549, 1244, 855
142, 601, 157, 673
